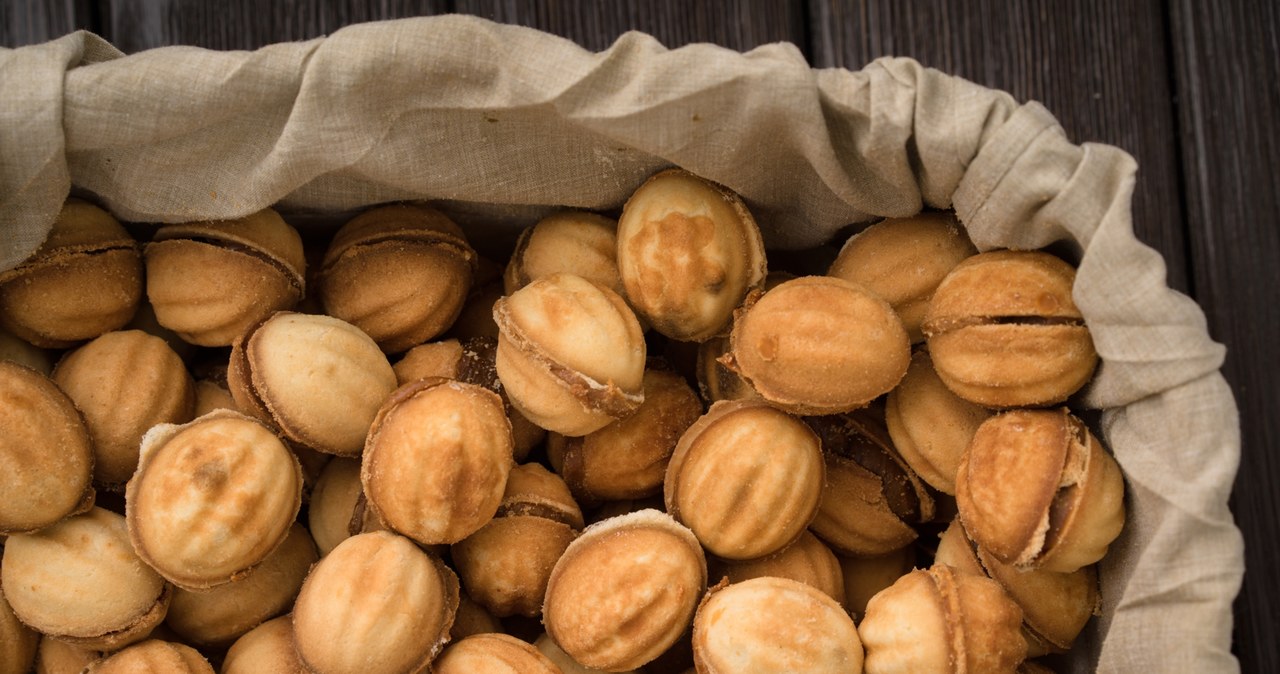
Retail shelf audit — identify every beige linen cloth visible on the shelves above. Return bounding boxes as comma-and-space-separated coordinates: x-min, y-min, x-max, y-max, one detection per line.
0, 15, 1242, 672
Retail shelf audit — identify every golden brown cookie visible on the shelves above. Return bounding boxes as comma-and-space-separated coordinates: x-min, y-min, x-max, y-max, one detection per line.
362, 378, 513, 545
828, 211, 976, 343
956, 408, 1125, 573
923, 250, 1097, 408
724, 276, 910, 415
543, 509, 706, 671
292, 531, 458, 674
145, 208, 305, 347
859, 565, 1026, 673
318, 203, 477, 353
0, 361, 94, 534
0, 199, 141, 349
665, 400, 824, 560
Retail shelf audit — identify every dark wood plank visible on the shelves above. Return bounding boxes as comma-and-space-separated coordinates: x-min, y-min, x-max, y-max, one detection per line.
453, 0, 807, 53
808, 0, 1190, 295
0, 0, 96, 47
1169, 1, 1280, 672
101, 0, 449, 53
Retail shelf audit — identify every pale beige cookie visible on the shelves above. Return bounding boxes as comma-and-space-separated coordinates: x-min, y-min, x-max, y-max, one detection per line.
617, 169, 766, 342
2, 508, 169, 652
228, 311, 398, 457
693, 577, 863, 674
494, 273, 645, 436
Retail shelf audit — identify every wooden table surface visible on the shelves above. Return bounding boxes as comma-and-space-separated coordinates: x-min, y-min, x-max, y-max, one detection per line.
5, 1, 1277, 670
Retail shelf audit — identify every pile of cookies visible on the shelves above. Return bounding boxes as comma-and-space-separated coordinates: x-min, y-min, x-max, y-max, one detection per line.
0, 169, 1125, 673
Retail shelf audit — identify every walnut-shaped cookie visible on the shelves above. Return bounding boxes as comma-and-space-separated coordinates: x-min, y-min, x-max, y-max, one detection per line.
665, 400, 824, 560
319, 203, 476, 353
724, 276, 910, 415
228, 311, 398, 457
394, 337, 544, 462
548, 364, 702, 503
543, 510, 706, 671
144, 208, 305, 347
2, 508, 170, 652
451, 463, 583, 618
693, 577, 863, 674
839, 546, 917, 621
935, 519, 1100, 656
708, 530, 845, 607
494, 273, 645, 436
53, 329, 195, 488
0, 570, 38, 674
805, 410, 935, 556
164, 522, 317, 647
0, 362, 94, 534
0, 326, 51, 375
956, 408, 1125, 573
534, 632, 644, 674
82, 639, 213, 674
885, 349, 992, 494
433, 633, 562, 674
617, 169, 767, 342
859, 565, 1026, 673
505, 210, 622, 297
923, 250, 1097, 408
307, 457, 362, 557
694, 332, 761, 404
33, 636, 101, 674
221, 616, 306, 674
828, 211, 977, 343
450, 595, 502, 642
126, 410, 303, 590
0, 199, 141, 348
362, 378, 513, 546
292, 531, 459, 674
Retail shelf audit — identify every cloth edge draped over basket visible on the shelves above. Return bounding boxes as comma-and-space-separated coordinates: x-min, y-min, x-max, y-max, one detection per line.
0, 15, 1243, 673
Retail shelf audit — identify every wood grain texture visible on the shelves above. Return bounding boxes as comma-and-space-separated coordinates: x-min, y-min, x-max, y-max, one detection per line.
0, 0, 95, 47
807, 0, 1190, 294
101, 0, 448, 53
453, 0, 808, 53
1170, 0, 1280, 671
